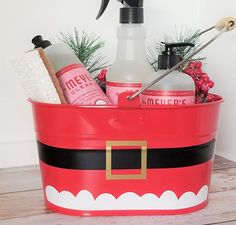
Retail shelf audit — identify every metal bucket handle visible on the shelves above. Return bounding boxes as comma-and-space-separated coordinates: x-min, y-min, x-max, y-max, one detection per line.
128, 17, 236, 100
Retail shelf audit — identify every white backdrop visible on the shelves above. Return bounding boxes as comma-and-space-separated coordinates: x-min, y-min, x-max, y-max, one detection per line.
199, 0, 236, 162
0, 0, 235, 168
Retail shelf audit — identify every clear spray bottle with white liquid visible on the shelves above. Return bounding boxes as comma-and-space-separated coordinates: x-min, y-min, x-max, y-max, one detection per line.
96, 0, 154, 104
141, 42, 196, 106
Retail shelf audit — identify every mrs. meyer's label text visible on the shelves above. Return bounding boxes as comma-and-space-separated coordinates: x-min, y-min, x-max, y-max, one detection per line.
142, 90, 195, 105
56, 64, 111, 105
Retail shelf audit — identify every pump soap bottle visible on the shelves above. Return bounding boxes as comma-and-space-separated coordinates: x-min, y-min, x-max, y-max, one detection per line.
97, 0, 154, 104
141, 42, 196, 106
32, 35, 111, 105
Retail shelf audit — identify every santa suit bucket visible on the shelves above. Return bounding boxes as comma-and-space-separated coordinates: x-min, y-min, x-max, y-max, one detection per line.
30, 92, 223, 216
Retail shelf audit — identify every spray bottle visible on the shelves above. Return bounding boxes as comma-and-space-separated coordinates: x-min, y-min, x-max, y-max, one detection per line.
141, 42, 196, 105
97, 0, 154, 104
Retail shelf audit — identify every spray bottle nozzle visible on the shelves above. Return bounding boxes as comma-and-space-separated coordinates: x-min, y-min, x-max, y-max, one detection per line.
96, 0, 144, 23
122, 0, 143, 7
96, 0, 110, 19
158, 42, 195, 69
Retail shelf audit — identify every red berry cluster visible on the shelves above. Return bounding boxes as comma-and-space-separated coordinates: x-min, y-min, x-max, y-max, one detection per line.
95, 69, 107, 92
184, 61, 217, 103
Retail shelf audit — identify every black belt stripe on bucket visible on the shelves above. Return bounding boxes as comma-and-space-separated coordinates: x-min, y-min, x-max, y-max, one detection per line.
38, 140, 215, 170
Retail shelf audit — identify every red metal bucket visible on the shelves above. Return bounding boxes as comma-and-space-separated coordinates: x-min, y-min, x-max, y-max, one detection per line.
30, 92, 223, 216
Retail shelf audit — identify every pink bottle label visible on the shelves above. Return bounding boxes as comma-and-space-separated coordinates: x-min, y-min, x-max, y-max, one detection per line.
141, 90, 195, 105
56, 64, 111, 105
106, 81, 141, 105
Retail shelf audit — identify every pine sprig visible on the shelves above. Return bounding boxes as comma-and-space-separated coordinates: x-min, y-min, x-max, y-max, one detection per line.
148, 26, 204, 71
59, 28, 109, 76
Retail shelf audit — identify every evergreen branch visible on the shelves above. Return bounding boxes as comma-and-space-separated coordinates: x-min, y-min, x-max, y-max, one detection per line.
148, 26, 204, 71
147, 48, 159, 71
59, 28, 109, 76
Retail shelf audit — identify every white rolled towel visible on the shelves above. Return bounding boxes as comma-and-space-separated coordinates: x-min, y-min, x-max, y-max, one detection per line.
12, 49, 61, 104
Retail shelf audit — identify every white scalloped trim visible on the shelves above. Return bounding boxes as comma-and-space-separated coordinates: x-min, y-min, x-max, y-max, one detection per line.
45, 185, 208, 210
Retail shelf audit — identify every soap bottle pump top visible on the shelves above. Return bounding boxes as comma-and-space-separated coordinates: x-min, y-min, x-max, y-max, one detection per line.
158, 42, 195, 70
96, 0, 144, 24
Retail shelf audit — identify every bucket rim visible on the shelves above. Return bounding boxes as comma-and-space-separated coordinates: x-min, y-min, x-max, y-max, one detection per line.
29, 94, 223, 109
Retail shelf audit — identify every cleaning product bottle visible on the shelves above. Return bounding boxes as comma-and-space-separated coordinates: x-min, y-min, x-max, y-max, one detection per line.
32, 35, 111, 105
97, 0, 154, 104
141, 42, 196, 105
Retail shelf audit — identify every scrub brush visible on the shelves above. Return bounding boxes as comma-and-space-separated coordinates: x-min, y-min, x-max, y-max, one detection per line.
37, 48, 67, 104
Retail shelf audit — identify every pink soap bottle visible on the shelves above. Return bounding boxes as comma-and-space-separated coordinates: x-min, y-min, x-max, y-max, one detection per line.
32, 35, 111, 105
141, 42, 196, 106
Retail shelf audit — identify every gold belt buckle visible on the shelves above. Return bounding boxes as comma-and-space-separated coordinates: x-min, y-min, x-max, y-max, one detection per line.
106, 141, 147, 180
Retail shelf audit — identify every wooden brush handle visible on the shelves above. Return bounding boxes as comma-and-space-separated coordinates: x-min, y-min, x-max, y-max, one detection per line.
215, 17, 236, 31
37, 48, 67, 104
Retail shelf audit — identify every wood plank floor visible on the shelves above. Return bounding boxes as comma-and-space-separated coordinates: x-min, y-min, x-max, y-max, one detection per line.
0, 155, 236, 225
